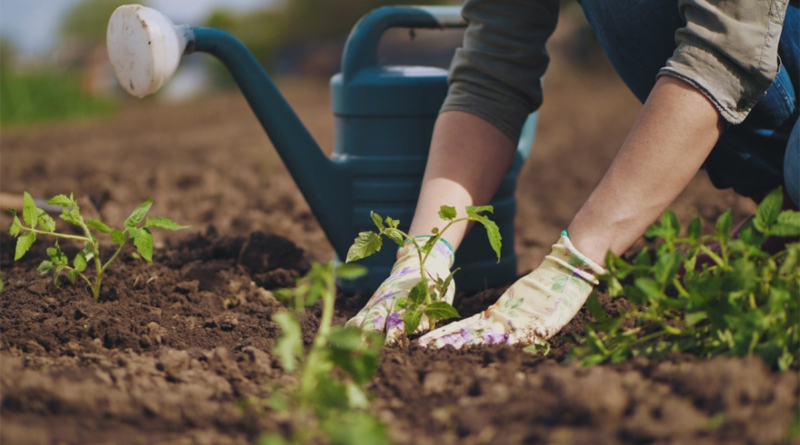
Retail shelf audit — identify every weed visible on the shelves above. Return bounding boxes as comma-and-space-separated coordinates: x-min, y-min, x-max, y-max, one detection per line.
574, 187, 800, 370
8, 192, 187, 299
261, 262, 387, 445
345, 205, 501, 335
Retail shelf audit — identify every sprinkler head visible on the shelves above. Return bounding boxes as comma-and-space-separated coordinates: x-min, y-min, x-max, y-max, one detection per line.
107, 5, 192, 98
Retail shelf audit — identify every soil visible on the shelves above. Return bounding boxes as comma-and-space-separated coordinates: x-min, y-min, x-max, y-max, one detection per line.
1, 17, 795, 445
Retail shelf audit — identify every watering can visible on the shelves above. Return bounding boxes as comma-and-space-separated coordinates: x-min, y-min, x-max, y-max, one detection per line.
106, 5, 537, 293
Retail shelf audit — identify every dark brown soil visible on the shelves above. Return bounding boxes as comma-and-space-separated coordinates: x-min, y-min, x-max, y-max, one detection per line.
1, 16, 795, 445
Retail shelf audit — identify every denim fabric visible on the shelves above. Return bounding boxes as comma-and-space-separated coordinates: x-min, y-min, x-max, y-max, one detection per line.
580, 0, 799, 201
786, 121, 800, 206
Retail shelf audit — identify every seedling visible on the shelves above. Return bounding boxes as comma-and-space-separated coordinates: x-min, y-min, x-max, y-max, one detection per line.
8, 192, 187, 299
345, 205, 501, 335
261, 262, 386, 445
574, 187, 800, 370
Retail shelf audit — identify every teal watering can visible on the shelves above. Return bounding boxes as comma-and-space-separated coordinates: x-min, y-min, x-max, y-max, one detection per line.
107, 5, 537, 292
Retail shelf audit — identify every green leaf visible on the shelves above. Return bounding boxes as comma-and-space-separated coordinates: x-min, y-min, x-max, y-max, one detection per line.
47, 242, 68, 266
634, 277, 663, 301
73, 251, 87, 273
37, 260, 54, 275
22, 192, 38, 229
327, 326, 363, 351
771, 223, 800, 237
86, 219, 112, 233
395, 297, 410, 310
370, 211, 384, 230
385, 216, 399, 228
272, 311, 303, 372
37, 210, 56, 233
770, 211, 800, 236
145, 216, 189, 231
465, 209, 503, 261
466, 205, 494, 217
59, 208, 82, 226
585, 293, 608, 321
383, 228, 405, 246
8, 211, 21, 237
438, 205, 457, 221
685, 311, 707, 327
46, 194, 73, 207
654, 250, 682, 286
437, 267, 460, 300
404, 308, 422, 334
336, 263, 367, 280
14, 232, 36, 260
424, 301, 460, 320
133, 228, 154, 262
345, 231, 382, 263
407, 280, 428, 305
687, 217, 702, 243
645, 210, 679, 240
754, 187, 783, 231
715, 209, 732, 239
111, 230, 126, 246
124, 198, 153, 229
67, 269, 79, 284
322, 411, 387, 445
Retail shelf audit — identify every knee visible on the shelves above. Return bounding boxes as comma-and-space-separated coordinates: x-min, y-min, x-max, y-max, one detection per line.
785, 122, 800, 207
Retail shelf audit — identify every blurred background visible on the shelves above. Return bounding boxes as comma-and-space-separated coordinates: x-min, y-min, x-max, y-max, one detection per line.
0, 0, 603, 127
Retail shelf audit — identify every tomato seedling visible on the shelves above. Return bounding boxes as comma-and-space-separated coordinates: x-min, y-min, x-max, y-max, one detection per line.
8, 192, 187, 299
575, 187, 800, 370
345, 205, 502, 335
262, 262, 386, 445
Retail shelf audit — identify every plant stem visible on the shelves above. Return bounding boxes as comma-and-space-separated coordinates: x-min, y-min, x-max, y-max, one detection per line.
21, 227, 90, 243
698, 245, 726, 268
299, 264, 336, 407
77, 219, 104, 300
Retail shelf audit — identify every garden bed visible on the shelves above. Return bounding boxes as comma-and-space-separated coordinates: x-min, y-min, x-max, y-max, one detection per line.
1, 69, 795, 444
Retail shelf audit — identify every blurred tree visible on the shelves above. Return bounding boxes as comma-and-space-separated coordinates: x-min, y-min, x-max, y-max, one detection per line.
0, 37, 16, 70
204, 0, 451, 80
60, 0, 147, 43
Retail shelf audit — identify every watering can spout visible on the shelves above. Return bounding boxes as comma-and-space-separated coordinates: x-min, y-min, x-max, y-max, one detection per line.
107, 6, 352, 258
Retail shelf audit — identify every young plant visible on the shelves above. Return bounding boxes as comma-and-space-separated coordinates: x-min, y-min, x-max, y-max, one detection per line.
261, 262, 387, 445
8, 192, 187, 299
345, 205, 501, 334
574, 187, 800, 370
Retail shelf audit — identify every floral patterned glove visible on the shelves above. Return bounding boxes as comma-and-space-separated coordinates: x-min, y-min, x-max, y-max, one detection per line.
345, 236, 455, 345
418, 231, 605, 349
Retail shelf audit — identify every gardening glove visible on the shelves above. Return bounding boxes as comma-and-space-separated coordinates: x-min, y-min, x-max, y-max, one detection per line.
418, 231, 605, 349
345, 236, 455, 345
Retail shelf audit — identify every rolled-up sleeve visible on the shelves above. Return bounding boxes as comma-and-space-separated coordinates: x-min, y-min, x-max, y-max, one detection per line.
659, 0, 791, 125
440, 0, 560, 143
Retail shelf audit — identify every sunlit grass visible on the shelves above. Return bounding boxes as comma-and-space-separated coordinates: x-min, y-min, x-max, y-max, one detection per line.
0, 69, 117, 126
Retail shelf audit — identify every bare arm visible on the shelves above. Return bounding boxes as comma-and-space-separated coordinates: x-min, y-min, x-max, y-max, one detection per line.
409, 111, 516, 247
568, 75, 724, 265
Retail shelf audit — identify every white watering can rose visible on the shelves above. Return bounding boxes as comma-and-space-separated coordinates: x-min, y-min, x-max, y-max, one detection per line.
107, 5, 192, 98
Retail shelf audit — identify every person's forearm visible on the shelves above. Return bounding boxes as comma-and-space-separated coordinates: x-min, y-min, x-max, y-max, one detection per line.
568, 76, 725, 265
410, 111, 516, 248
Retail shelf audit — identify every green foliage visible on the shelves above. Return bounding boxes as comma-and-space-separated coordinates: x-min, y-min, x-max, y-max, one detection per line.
573, 187, 800, 370
60, 0, 137, 42
265, 262, 388, 445
203, 0, 449, 84
0, 69, 116, 126
346, 205, 501, 336
7, 192, 187, 299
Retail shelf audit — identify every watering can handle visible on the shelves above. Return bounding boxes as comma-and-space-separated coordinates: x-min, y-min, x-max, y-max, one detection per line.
341, 6, 466, 81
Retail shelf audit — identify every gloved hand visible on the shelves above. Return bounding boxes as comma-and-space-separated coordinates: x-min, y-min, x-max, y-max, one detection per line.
418, 231, 605, 349
345, 236, 455, 344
